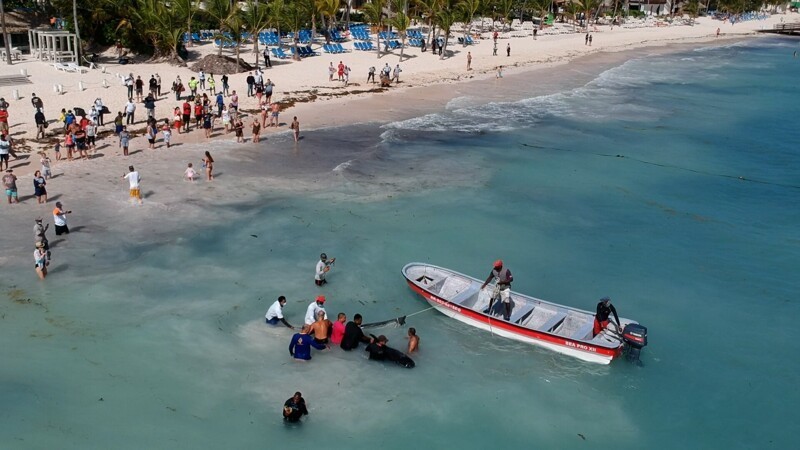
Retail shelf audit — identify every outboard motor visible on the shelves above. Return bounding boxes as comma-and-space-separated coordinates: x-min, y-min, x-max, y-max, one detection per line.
622, 323, 648, 362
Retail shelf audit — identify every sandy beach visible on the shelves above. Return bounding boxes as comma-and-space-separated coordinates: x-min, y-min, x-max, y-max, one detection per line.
0, 15, 788, 262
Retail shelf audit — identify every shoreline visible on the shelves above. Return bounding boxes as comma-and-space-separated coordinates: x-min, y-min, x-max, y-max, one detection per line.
0, 23, 784, 280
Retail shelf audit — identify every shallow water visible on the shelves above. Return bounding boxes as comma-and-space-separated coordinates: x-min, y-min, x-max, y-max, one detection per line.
2, 38, 799, 448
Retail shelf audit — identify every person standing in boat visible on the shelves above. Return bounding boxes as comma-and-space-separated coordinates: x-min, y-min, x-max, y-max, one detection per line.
315, 253, 335, 286
480, 260, 514, 321
593, 296, 621, 337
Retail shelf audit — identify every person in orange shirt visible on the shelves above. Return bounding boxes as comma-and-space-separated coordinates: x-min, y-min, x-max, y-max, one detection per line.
53, 202, 72, 235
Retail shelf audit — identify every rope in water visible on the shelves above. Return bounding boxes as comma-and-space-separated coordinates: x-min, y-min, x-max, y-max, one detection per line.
520, 142, 800, 190
405, 306, 435, 318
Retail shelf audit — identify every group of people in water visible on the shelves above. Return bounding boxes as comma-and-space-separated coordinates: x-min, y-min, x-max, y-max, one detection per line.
275, 256, 621, 423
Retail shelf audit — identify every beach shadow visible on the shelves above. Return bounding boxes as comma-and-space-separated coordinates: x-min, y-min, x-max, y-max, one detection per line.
70, 226, 85, 232
91, 153, 105, 159
128, 149, 142, 156
169, 143, 183, 147
212, 171, 222, 178
50, 173, 63, 179
11, 161, 30, 169
49, 239, 63, 249
17, 194, 36, 203
47, 263, 69, 274
143, 190, 155, 198
48, 193, 62, 202
10, 131, 26, 137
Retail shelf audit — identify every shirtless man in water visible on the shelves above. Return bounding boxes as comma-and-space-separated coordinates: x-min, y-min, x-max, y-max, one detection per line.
309, 310, 332, 344
407, 327, 419, 354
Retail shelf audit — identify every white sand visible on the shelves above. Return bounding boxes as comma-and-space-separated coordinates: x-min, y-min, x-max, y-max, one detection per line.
0, 15, 788, 260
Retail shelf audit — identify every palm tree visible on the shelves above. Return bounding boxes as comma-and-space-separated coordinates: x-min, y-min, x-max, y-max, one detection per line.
683, 0, 700, 24
416, 0, 440, 51
173, 0, 201, 48
205, 0, 236, 56
243, 0, 270, 68
282, 0, 310, 61
389, 0, 411, 61
576, 0, 600, 30
226, 3, 247, 66
267, 0, 285, 49
317, 0, 340, 43
528, 0, 549, 32
564, 1, 581, 31
363, 0, 387, 59
73, 0, 82, 62
435, 7, 456, 60
460, 0, 481, 46
497, 0, 513, 31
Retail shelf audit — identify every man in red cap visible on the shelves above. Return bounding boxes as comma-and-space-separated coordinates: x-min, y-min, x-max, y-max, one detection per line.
304, 295, 328, 325
480, 259, 514, 321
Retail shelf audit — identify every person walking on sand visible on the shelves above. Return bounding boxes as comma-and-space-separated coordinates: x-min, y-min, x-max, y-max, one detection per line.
135, 76, 144, 102
588, 34, 593, 46
33, 170, 47, 204
184, 163, 197, 182
41, 153, 52, 179
585, 33, 589, 45
467, 51, 472, 70
3, 169, 18, 204
53, 201, 71, 235
716, 28, 720, 38
119, 126, 130, 156
291, 116, 300, 142
393, 64, 402, 83
234, 118, 244, 142
493, 41, 497, 56
125, 98, 136, 125
367, 66, 376, 84
122, 165, 143, 205
35, 109, 47, 140
34, 241, 48, 280
0, 133, 11, 171
264, 79, 274, 104
338, 61, 345, 81
162, 119, 172, 148
198, 70, 206, 90
202, 151, 214, 181
328, 62, 335, 81
344, 66, 350, 86
246, 72, 255, 97
506, 43, 511, 56
270, 103, 280, 127
252, 118, 261, 143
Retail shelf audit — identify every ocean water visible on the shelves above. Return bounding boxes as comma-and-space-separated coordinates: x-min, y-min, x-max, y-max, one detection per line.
2, 38, 799, 448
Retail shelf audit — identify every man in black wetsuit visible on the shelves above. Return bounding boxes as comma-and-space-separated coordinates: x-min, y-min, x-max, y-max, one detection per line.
593, 296, 621, 337
340, 314, 373, 350
283, 392, 308, 422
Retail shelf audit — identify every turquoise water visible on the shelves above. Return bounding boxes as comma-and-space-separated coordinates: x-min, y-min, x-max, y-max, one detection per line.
2, 38, 799, 448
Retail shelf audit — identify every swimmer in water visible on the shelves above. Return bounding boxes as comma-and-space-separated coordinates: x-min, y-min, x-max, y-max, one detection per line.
407, 327, 419, 354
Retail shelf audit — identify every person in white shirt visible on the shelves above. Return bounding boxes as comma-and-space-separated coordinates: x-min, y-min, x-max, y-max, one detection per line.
304, 296, 327, 325
124, 99, 136, 125
53, 201, 71, 235
184, 162, 197, 181
122, 165, 142, 204
315, 252, 335, 286
265, 296, 294, 328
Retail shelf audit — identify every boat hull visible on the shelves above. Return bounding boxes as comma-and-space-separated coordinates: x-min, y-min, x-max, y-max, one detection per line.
404, 273, 622, 365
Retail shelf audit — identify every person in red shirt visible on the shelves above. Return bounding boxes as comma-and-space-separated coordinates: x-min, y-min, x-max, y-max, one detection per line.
181, 101, 191, 132
330, 313, 346, 345
0, 108, 9, 135
79, 116, 89, 130
337, 61, 345, 81
193, 103, 203, 129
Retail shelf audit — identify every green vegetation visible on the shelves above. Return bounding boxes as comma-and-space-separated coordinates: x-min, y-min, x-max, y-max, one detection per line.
13, 0, 774, 67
